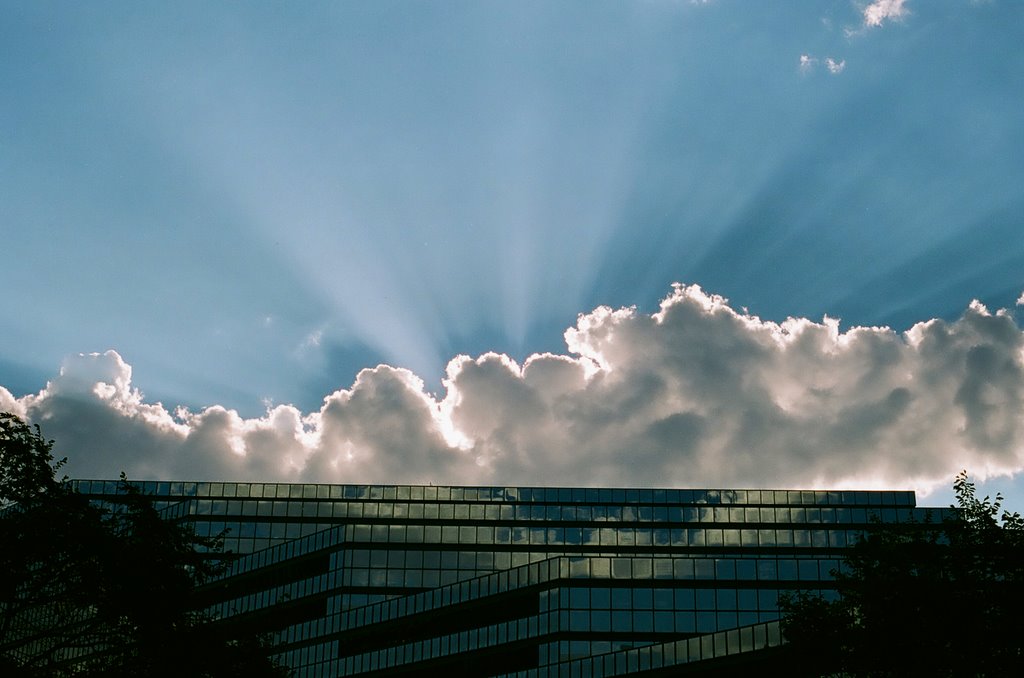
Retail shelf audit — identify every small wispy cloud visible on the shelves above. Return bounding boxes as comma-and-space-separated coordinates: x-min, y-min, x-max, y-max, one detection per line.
302, 329, 324, 348
825, 57, 847, 74
800, 54, 846, 76
292, 327, 327, 360
862, 0, 909, 28
1016, 291, 1024, 306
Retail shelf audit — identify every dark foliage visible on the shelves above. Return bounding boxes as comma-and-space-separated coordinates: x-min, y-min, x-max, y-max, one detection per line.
0, 412, 65, 506
780, 471, 1024, 677
0, 413, 290, 677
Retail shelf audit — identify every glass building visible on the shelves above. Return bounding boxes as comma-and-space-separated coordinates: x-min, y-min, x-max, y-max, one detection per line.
73, 481, 951, 676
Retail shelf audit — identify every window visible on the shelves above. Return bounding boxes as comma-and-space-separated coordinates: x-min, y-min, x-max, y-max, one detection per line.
716, 588, 737, 610
611, 588, 632, 609
673, 588, 695, 609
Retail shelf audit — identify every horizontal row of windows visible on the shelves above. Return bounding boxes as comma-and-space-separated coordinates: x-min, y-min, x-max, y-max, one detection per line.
329, 593, 398, 615
536, 622, 785, 673
203, 525, 862, 564
555, 609, 783, 635
184, 498, 942, 524
340, 558, 837, 591
346, 566, 519, 589
271, 639, 337, 677
540, 640, 655, 666
311, 558, 828, 594
542, 586, 804, 613
212, 520, 881, 565
342, 524, 862, 548
193, 520, 332, 540
339, 524, 860, 553
342, 549, 840, 580
348, 549, 547, 571
207, 537, 291, 555
74, 479, 916, 507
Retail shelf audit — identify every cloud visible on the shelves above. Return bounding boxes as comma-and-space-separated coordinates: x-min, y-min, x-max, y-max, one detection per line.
5, 286, 1024, 496
1017, 291, 1024, 306
302, 329, 323, 348
800, 55, 846, 76
825, 57, 846, 74
862, 0, 909, 28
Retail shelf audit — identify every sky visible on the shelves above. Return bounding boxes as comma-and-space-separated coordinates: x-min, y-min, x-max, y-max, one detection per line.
2, 0, 1024, 511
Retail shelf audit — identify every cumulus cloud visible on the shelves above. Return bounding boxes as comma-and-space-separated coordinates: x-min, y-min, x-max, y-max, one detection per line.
862, 0, 909, 28
5, 285, 1024, 496
1017, 291, 1024, 306
799, 54, 818, 74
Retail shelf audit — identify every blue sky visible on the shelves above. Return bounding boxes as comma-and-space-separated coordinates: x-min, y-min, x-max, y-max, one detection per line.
3, 1, 1024, 509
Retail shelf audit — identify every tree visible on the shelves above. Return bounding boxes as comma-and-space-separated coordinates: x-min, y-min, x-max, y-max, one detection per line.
780, 471, 1024, 677
0, 412, 65, 506
0, 413, 290, 677
0, 413, 110, 675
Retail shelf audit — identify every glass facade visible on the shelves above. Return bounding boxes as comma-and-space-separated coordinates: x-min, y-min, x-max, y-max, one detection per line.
73, 480, 949, 676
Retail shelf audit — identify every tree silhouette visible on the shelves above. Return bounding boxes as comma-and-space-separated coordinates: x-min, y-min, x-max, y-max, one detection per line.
0, 413, 289, 677
781, 471, 1024, 677
0, 412, 65, 506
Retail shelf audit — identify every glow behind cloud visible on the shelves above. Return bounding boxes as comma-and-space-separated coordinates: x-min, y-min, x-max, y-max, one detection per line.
5, 286, 1023, 499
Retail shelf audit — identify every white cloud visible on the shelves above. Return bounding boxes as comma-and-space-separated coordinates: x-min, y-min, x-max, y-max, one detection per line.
6, 286, 1024, 496
801, 55, 846, 76
1017, 291, 1024, 306
862, 0, 909, 28
825, 57, 846, 74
